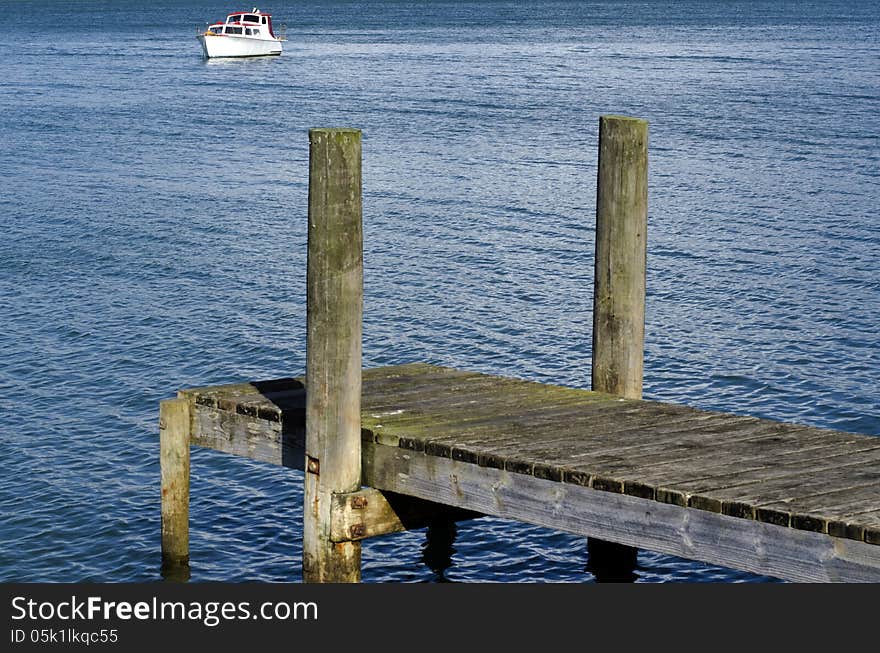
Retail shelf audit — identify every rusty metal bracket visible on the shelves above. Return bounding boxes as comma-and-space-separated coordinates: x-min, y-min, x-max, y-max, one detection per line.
329, 488, 384, 543
329, 487, 482, 543
350, 494, 368, 509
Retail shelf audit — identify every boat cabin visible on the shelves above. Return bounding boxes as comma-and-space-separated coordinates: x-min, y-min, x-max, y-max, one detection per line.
205, 8, 276, 38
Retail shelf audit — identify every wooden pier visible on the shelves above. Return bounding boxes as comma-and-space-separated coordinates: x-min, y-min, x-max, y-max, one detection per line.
159, 119, 880, 582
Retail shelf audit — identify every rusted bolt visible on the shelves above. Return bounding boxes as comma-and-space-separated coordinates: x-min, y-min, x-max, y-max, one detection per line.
306, 457, 320, 475
349, 524, 366, 539
351, 495, 368, 509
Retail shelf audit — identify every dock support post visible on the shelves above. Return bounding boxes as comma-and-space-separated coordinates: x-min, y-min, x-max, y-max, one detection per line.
592, 114, 648, 400
589, 114, 648, 580
160, 397, 191, 578
303, 128, 364, 583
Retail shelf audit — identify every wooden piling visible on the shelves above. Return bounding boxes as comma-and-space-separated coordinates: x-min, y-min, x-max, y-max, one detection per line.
589, 115, 648, 578
160, 397, 191, 571
303, 128, 364, 583
592, 114, 648, 400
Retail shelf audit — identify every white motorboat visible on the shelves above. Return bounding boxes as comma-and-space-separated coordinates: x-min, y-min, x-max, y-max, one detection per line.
197, 8, 284, 58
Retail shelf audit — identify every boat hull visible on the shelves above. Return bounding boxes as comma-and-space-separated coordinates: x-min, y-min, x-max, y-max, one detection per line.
198, 34, 282, 58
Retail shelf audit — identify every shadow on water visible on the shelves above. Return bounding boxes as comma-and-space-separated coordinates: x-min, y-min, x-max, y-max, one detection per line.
421, 527, 642, 583
585, 538, 638, 583
421, 520, 458, 582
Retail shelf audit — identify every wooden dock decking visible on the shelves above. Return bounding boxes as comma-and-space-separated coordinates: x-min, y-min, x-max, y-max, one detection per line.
176, 363, 880, 582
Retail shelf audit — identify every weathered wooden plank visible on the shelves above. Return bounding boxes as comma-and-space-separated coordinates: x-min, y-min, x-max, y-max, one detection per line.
464, 414, 764, 481
650, 446, 880, 496
189, 402, 305, 469
848, 510, 880, 545
409, 410, 736, 474
437, 410, 754, 467
361, 370, 502, 411
559, 428, 879, 497
684, 463, 880, 522
364, 400, 623, 451
364, 379, 615, 419
521, 422, 808, 487
362, 376, 618, 424
362, 385, 616, 437
615, 443, 880, 506
377, 412, 790, 482
379, 399, 698, 453
364, 396, 637, 452
329, 488, 481, 542
756, 489, 880, 539
625, 433, 880, 481
362, 362, 472, 384
563, 424, 853, 473
181, 377, 301, 401
180, 361, 474, 429
361, 441, 880, 582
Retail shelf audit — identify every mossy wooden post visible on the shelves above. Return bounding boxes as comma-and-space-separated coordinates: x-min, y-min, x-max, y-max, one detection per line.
303, 128, 364, 583
160, 397, 191, 574
589, 115, 648, 579
592, 114, 648, 400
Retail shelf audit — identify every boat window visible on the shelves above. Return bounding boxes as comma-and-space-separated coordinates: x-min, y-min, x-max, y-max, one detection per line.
227, 15, 240, 23
245, 28, 252, 35
209, 26, 222, 34
225, 26, 243, 35
244, 14, 259, 23
262, 16, 267, 24
251, 28, 260, 36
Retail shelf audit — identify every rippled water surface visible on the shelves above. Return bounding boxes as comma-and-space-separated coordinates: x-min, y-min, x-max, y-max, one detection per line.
1, 0, 877, 582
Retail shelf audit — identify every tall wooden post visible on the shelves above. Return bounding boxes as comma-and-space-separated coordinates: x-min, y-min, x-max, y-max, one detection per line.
592, 115, 648, 399
160, 397, 191, 576
303, 128, 364, 583
589, 114, 648, 580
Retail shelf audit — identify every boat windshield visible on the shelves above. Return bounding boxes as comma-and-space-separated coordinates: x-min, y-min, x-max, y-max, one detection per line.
227, 14, 261, 24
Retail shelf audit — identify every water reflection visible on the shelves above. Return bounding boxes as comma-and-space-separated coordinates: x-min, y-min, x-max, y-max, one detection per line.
160, 559, 191, 583
420, 520, 458, 582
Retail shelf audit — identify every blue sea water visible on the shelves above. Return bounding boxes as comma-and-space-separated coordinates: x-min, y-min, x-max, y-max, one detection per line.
1, 0, 877, 582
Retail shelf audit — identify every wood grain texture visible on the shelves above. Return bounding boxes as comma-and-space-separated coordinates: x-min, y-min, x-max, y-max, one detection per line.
362, 442, 880, 582
182, 381, 306, 469
160, 398, 191, 567
303, 128, 363, 583
176, 363, 880, 557
592, 115, 648, 400
329, 488, 481, 542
